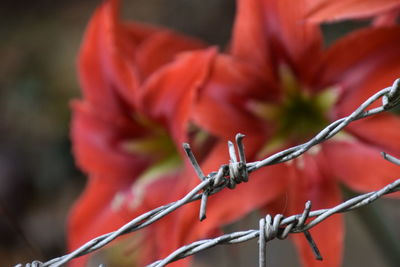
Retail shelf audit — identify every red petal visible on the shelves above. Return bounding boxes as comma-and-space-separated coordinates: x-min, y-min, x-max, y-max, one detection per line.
71, 101, 150, 179
230, 0, 274, 73
67, 175, 130, 267
373, 9, 400, 26
68, 172, 182, 265
192, 54, 278, 138
135, 30, 206, 80
139, 48, 217, 145
78, 0, 205, 110
68, 175, 131, 251
346, 113, 400, 154
306, 0, 400, 23
321, 140, 400, 193
143, 214, 192, 266
135, 168, 197, 266
78, 0, 139, 109
231, 0, 323, 72
286, 154, 344, 267
319, 27, 400, 115
292, 211, 344, 267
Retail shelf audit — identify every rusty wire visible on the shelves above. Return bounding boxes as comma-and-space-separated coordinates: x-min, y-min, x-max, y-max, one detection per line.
16, 79, 400, 267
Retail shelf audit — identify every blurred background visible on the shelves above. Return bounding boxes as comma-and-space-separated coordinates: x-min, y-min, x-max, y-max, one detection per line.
0, 0, 235, 265
0, 0, 95, 264
0, 0, 399, 266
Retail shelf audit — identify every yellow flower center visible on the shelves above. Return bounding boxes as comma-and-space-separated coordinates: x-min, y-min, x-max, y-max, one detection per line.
122, 113, 178, 160
118, 114, 213, 210
249, 65, 337, 155
117, 114, 181, 197
276, 85, 335, 141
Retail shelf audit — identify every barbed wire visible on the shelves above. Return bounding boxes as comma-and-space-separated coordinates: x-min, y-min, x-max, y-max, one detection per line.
148, 172, 400, 267
17, 78, 400, 267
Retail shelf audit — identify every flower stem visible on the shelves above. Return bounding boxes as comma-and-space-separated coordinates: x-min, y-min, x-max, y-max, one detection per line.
343, 187, 400, 267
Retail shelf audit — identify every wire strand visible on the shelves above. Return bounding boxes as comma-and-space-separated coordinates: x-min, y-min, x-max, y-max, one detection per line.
17, 79, 400, 267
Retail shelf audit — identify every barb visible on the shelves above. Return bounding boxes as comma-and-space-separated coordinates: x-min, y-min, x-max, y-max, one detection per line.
258, 201, 322, 265
148, 177, 400, 267
184, 133, 249, 221
382, 152, 400, 166
17, 80, 400, 267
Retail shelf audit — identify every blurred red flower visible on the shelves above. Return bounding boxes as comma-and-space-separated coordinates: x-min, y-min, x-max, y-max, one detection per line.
68, 0, 217, 265
304, 0, 400, 24
69, 0, 400, 266
183, 0, 400, 266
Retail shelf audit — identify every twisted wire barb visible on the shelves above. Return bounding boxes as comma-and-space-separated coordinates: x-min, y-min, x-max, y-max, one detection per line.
149, 175, 400, 267
17, 79, 400, 267
258, 201, 322, 267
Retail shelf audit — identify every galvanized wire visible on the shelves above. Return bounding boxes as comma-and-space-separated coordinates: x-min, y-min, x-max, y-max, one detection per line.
16, 78, 400, 267
148, 176, 400, 267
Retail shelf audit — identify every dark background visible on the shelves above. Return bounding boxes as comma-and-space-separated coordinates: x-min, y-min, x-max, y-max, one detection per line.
0, 0, 235, 265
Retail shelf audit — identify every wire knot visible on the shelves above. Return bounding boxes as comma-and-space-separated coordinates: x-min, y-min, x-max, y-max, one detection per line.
258, 201, 322, 267
226, 133, 249, 188
382, 78, 400, 109
259, 214, 287, 242
227, 161, 248, 187
183, 133, 248, 221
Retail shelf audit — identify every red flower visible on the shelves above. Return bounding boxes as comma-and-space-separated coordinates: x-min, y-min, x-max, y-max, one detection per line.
304, 0, 400, 24
69, 0, 217, 265
69, 0, 400, 266
175, 0, 400, 266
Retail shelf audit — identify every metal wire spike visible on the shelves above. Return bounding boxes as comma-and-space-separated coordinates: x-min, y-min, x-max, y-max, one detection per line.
298, 201, 312, 227
182, 143, 211, 221
382, 152, 400, 166
235, 133, 246, 163
295, 201, 322, 261
259, 217, 267, 267
199, 192, 208, 221
227, 140, 238, 189
303, 230, 323, 261
182, 143, 206, 181
214, 165, 227, 186
226, 135, 249, 188
228, 140, 238, 163
235, 133, 249, 182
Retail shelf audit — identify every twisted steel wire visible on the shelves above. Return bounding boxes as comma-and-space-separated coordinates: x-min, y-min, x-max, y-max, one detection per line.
148, 176, 400, 267
17, 78, 400, 267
